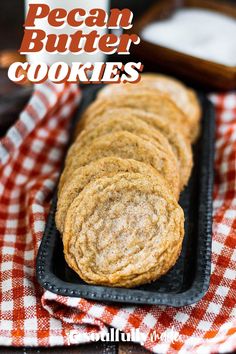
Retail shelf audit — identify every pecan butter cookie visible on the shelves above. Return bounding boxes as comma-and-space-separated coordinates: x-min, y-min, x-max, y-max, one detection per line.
81, 108, 193, 190
98, 73, 201, 142
63, 173, 184, 288
66, 113, 176, 168
75, 90, 190, 139
59, 131, 180, 199
56, 157, 165, 233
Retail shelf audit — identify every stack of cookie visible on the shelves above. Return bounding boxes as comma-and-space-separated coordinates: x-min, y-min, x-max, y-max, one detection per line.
56, 73, 201, 288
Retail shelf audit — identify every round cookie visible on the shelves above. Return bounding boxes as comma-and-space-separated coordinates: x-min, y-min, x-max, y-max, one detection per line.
59, 131, 180, 199
83, 108, 193, 190
56, 157, 166, 233
63, 173, 185, 288
75, 90, 190, 139
67, 113, 176, 168
98, 73, 201, 141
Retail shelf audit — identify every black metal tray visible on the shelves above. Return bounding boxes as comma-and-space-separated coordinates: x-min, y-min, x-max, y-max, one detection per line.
36, 85, 215, 307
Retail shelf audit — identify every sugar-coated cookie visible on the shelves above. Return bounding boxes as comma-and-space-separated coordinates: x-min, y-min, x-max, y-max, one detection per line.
56, 72, 201, 289
63, 173, 184, 288
59, 131, 180, 199
75, 90, 190, 139
56, 157, 166, 233
67, 113, 176, 168
98, 73, 201, 142
82, 108, 193, 190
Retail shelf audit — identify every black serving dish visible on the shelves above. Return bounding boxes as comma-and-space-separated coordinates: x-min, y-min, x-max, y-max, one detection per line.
36, 85, 215, 307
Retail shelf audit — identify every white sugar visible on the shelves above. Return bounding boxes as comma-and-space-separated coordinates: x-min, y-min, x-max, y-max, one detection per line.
141, 8, 236, 67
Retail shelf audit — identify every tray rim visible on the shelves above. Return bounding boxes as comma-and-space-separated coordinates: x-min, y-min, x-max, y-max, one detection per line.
36, 91, 215, 307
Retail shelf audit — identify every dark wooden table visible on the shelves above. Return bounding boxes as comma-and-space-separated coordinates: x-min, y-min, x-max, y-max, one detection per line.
0, 343, 151, 354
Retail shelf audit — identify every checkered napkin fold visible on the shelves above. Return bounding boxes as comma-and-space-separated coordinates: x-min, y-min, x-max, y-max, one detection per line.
0, 82, 235, 353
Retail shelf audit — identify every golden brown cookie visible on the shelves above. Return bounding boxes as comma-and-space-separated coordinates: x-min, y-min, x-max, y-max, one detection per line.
83, 108, 193, 190
75, 90, 190, 139
63, 173, 185, 288
67, 113, 176, 168
56, 157, 165, 233
59, 131, 180, 199
98, 73, 201, 141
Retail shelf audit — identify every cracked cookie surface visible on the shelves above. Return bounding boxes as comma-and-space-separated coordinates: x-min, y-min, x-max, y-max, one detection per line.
56, 157, 165, 233
63, 173, 184, 288
81, 108, 193, 190
59, 131, 180, 199
67, 113, 175, 167
76, 90, 191, 139
98, 73, 201, 142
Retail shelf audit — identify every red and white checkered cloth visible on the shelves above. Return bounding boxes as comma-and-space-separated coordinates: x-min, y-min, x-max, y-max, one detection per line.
0, 83, 235, 353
